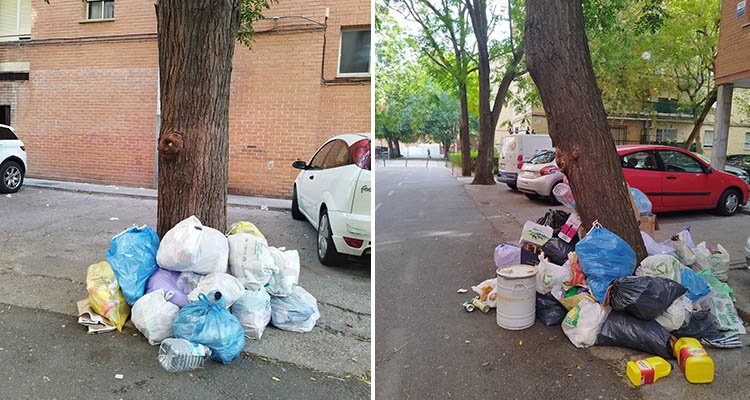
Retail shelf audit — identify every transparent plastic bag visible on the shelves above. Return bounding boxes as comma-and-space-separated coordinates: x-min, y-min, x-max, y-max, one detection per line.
494, 243, 521, 269
636, 254, 681, 283
641, 231, 675, 256
536, 254, 571, 295
266, 248, 300, 297
562, 297, 610, 348
188, 272, 245, 308
270, 286, 320, 333
471, 278, 497, 308
86, 261, 130, 332
629, 188, 652, 216
695, 242, 730, 282
226, 221, 266, 240
231, 288, 272, 340
176, 271, 203, 295
106, 225, 160, 305
655, 295, 692, 332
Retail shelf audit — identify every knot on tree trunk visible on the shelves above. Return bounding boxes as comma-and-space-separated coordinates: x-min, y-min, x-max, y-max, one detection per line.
159, 130, 184, 160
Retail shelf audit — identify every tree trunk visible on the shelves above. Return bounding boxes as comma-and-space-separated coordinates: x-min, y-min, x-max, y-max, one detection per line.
393, 139, 402, 157
458, 83, 472, 176
467, 0, 494, 184
156, 0, 241, 237
443, 139, 452, 159
525, 0, 647, 262
683, 87, 718, 150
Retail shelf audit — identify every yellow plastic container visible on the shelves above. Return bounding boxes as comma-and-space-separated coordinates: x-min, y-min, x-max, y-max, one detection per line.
673, 337, 714, 384
626, 357, 671, 386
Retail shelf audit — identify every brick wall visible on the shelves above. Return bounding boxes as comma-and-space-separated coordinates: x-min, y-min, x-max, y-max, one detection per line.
0, 0, 371, 198
716, 0, 750, 85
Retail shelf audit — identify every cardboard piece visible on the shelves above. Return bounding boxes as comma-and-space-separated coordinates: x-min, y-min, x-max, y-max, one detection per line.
77, 299, 116, 334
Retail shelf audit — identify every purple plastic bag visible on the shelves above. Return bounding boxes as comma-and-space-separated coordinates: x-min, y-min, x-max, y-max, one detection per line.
146, 268, 188, 307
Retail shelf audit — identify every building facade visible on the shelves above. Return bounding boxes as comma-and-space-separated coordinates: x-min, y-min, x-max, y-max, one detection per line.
0, 0, 371, 198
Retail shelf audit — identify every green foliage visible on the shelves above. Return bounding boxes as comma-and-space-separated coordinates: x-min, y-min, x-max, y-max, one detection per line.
238, 0, 277, 48
447, 149, 499, 174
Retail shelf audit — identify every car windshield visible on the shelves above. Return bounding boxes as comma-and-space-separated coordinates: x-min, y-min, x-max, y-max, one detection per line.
528, 150, 554, 164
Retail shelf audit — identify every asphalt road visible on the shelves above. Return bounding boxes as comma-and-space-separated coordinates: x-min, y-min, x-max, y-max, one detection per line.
0, 188, 370, 399
374, 163, 639, 400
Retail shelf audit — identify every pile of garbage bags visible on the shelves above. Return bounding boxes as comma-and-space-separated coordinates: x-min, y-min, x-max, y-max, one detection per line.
486, 207, 745, 361
81, 217, 320, 371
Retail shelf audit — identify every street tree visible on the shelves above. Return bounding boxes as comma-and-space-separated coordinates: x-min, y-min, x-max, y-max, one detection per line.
465, 0, 525, 184
424, 88, 462, 157
525, 0, 647, 261
387, 0, 475, 176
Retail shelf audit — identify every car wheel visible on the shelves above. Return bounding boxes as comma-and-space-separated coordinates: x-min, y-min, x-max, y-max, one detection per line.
0, 161, 24, 194
507, 183, 518, 191
524, 193, 540, 200
317, 210, 343, 266
716, 188, 741, 216
291, 185, 305, 220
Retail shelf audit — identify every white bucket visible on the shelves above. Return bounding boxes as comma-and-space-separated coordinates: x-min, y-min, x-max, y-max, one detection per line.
496, 265, 538, 330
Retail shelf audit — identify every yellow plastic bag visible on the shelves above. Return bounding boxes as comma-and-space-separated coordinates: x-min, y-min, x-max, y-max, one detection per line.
86, 261, 130, 332
226, 221, 266, 240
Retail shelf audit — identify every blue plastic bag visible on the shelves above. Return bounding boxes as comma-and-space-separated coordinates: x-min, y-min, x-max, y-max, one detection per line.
575, 227, 636, 303
270, 286, 320, 332
680, 266, 710, 301
173, 293, 245, 364
106, 225, 160, 305
630, 188, 652, 216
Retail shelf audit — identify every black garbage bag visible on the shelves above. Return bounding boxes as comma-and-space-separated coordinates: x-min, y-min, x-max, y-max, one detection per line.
673, 310, 743, 348
536, 293, 567, 326
536, 209, 570, 231
596, 311, 674, 359
541, 238, 575, 265
609, 276, 687, 320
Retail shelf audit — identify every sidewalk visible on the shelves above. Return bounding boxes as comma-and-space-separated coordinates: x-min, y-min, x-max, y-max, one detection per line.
24, 178, 292, 210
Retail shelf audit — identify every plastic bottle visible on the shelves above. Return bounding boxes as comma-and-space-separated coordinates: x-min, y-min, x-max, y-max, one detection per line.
672, 337, 714, 383
158, 338, 211, 372
626, 356, 672, 386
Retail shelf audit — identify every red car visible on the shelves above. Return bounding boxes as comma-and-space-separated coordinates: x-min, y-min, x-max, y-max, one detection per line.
617, 145, 749, 215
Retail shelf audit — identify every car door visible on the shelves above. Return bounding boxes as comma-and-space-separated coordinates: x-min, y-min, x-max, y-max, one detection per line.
656, 150, 714, 210
314, 139, 359, 215
620, 150, 664, 211
297, 141, 334, 218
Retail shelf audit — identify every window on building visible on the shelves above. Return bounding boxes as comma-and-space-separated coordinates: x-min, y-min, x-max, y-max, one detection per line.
703, 130, 713, 147
87, 0, 115, 20
0, 0, 32, 42
0, 105, 10, 126
609, 126, 627, 145
655, 128, 678, 143
745, 132, 750, 150
338, 29, 371, 76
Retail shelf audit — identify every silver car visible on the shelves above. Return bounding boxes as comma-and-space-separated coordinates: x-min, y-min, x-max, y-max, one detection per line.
516, 150, 565, 201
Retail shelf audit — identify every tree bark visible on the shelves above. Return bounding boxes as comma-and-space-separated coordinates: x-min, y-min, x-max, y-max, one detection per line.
525, 0, 647, 262
458, 82, 472, 176
387, 137, 395, 159
156, 0, 241, 237
683, 87, 717, 150
443, 139, 452, 159
394, 139, 402, 157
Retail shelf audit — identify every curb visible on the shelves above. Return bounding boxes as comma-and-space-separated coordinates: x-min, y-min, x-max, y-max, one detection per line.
24, 179, 292, 212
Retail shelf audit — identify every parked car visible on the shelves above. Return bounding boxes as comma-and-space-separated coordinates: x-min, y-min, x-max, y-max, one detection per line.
726, 154, 750, 175
692, 153, 750, 185
0, 124, 26, 193
617, 145, 749, 215
517, 149, 565, 201
497, 134, 553, 190
291, 133, 371, 265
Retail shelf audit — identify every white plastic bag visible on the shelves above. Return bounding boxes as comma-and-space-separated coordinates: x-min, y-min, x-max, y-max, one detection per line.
270, 286, 320, 333
655, 295, 692, 332
665, 229, 696, 266
231, 288, 272, 340
562, 297, 610, 348
188, 272, 245, 308
156, 216, 229, 274
641, 231, 675, 256
536, 254, 571, 295
471, 278, 497, 308
636, 254, 681, 283
494, 243, 521, 269
227, 233, 278, 291
177, 272, 203, 294
266, 247, 300, 297
695, 242, 730, 282
132, 289, 179, 345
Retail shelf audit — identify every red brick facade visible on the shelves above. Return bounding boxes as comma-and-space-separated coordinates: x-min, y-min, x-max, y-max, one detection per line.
0, 0, 371, 198
716, 0, 750, 85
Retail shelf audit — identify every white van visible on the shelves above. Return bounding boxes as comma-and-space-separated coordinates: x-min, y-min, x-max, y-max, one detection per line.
496, 134, 553, 190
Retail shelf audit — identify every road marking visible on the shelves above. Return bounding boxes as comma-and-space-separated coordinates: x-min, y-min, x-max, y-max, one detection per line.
387, 190, 395, 197
375, 203, 382, 212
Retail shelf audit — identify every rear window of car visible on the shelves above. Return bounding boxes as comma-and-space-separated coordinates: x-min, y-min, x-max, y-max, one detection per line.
529, 151, 554, 164
0, 126, 18, 140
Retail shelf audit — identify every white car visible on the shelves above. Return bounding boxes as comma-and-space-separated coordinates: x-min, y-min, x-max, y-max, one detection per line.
516, 149, 565, 201
291, 133, 371, 265
0, 124, 27, 193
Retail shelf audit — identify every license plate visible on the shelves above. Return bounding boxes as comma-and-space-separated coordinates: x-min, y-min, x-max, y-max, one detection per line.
522, 171, 535, 178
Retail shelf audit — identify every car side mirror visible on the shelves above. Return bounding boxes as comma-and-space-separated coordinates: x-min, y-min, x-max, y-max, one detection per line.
292, 160, 308, 170
705, 166, 712, 174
